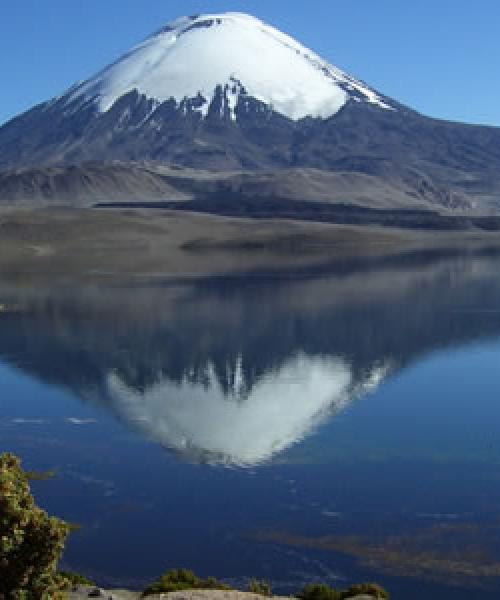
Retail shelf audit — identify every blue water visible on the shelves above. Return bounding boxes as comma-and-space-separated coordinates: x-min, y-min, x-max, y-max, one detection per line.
1, 249, 500, 598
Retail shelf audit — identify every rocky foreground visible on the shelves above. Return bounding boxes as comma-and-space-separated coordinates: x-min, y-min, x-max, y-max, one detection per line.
69, 589, 374, 600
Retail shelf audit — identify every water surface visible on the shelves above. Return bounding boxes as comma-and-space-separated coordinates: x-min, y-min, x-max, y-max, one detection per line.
1, 248, 500, 598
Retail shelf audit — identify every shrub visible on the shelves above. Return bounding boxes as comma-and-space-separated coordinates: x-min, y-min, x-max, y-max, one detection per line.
58, 571, 95, 586
248, 578, 272, 596
340, 582, 390, 599
203, 576, 232, 591
0, 452, 70, 599
142, 568, 232, 596
299, 581, 389, 600
299, 583, 340, 600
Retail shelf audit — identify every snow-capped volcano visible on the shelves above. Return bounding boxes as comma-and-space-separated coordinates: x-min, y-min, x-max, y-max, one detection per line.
69, 11, 392, 120
2, 11, 500, 213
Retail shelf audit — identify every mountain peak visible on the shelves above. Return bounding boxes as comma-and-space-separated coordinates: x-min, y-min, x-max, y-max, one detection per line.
68, 11, 393, 120
153, 12, 261, 35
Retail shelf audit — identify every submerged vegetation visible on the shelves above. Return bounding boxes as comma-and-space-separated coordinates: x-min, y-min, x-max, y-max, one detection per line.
0, 452, 390, 599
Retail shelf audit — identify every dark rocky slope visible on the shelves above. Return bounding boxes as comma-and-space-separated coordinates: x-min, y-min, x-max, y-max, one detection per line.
1, 93, 499, 215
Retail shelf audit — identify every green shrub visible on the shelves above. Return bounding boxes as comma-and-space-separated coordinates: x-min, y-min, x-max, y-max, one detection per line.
340, 582, 390, 599
248, 578, 272, 596
58, 571, 95, 586
142, 568, 231, 596
203, 576, 232, 591
299, 583, 340, 600
0, 452, 70, 599
299, 581, 389, 600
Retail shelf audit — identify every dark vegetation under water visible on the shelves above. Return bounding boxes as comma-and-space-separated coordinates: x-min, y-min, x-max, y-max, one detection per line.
0, 452, 389, 599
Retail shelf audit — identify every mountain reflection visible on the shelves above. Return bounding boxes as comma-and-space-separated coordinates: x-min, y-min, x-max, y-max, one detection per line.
1, 247, 500, 465
102, 356, 389, 465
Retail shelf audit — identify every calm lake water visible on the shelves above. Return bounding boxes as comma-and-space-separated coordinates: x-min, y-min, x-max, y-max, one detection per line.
2, 248, 500, 598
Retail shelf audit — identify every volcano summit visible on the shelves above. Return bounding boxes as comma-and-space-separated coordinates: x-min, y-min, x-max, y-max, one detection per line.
68, 12, 393, 120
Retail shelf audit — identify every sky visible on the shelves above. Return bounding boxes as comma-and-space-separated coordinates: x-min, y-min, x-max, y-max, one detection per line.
1, 0, 500, 127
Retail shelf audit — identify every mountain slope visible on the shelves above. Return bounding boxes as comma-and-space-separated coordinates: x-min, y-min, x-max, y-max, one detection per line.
0, 12, 499, 216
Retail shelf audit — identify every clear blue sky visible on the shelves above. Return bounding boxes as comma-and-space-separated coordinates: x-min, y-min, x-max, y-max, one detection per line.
2, 0, 500, 127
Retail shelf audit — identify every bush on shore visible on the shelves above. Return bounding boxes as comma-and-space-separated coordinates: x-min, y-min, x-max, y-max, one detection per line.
143, 572, 389, 599
341, 582, 389, 599
142, 568, 233, 596
58, 571, 95, 587
0, 452, 70, 599
299, 581, 390, 600
298, 583, 339, 600
248, 579, 272, 596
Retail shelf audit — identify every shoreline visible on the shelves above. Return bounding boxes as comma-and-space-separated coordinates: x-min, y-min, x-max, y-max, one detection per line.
1, 207, 500, 285
69, 586, 379, 600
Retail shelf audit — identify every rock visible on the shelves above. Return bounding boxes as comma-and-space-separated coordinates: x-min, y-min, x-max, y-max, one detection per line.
68, 586, 140, 600
68, 588, 379, 600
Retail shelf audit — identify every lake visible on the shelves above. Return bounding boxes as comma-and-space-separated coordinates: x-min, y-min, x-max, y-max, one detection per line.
1, 247, 500, 599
